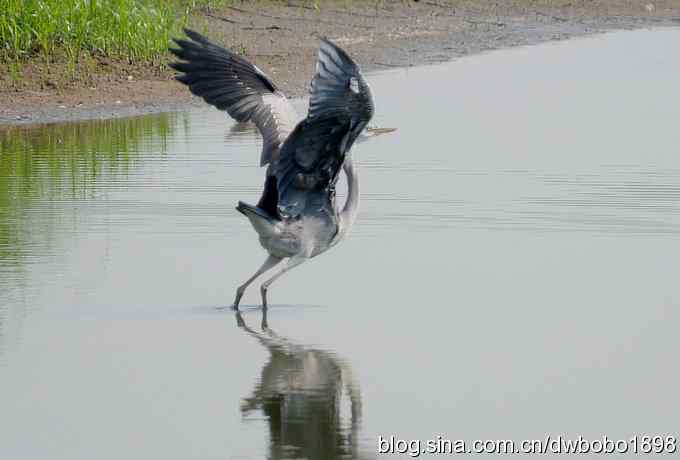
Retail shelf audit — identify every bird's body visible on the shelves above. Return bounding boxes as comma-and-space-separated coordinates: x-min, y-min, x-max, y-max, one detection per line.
237, 199, 338, 259
170, 29, 378, 308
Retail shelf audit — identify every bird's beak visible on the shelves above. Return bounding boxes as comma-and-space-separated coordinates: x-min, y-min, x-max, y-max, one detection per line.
365, 127, 397, 136
357, 126, 397, 144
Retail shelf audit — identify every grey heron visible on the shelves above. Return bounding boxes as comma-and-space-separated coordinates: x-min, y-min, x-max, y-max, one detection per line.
170, 29, 385, 309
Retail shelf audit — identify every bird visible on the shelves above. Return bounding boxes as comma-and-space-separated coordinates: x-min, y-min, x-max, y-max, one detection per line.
169, 29, 383, 309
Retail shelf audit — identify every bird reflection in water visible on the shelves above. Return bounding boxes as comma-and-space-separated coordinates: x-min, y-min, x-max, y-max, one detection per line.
236, 309, 364, 459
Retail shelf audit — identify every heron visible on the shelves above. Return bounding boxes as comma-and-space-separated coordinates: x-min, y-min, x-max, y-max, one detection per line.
170, 29, 388, 309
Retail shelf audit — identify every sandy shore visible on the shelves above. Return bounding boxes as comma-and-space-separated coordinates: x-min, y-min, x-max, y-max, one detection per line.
1, 0, 679, 126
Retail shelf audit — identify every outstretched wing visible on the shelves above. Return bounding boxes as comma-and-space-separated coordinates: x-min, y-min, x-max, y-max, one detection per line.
169, 29, 298, 166
273, 38, 374, 218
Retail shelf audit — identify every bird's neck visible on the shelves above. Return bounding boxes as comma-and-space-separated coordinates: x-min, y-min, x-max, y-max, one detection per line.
339, 155, 360, 236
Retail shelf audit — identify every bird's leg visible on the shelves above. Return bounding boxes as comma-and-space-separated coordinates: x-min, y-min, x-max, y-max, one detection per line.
232, 255, 282, 310
260, 256, 307, 308
260, 306, 269, 331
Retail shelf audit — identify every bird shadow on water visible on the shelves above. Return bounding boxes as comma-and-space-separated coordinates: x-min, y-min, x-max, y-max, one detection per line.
235, 307, 368, 459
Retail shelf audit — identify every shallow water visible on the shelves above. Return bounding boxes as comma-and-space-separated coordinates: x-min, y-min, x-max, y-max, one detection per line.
1, 28, 680, 459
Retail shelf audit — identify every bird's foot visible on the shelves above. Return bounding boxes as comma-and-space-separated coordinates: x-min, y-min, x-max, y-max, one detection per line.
260, 311, 269, 331
232, 289, 244, 311
260, 285, 269, 309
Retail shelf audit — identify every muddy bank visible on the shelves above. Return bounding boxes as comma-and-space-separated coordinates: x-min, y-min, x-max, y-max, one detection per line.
2, 0, 679, 126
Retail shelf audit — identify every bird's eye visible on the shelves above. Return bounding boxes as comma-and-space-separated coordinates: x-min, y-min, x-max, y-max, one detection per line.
349, 77, 359, 94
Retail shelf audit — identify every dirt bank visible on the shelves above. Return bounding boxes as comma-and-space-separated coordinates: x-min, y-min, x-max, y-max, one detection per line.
2, 0, 679, 126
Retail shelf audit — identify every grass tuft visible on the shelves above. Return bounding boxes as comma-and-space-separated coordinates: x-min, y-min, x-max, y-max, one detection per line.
0, 0, 224, 64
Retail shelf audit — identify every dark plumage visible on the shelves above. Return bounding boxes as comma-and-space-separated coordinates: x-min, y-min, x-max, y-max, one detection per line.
169, 28, 296, 167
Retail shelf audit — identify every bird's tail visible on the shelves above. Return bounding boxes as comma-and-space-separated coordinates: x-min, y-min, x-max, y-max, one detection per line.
236, 201, 279, 237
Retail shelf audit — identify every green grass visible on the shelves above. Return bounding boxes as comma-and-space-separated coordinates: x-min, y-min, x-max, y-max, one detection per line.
0, 0, 224, 64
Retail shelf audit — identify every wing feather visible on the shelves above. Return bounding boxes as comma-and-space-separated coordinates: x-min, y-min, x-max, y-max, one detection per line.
169, 29, 298, 166
272, 39, 374, 218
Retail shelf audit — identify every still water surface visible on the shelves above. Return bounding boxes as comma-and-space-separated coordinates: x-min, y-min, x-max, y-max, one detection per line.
1, 29, 680, 459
